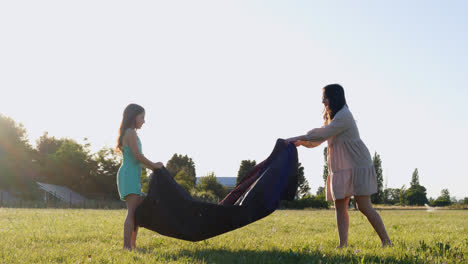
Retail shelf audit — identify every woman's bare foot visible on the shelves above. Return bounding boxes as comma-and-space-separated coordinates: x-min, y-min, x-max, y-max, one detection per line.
336, 244, 348, 249
381, 240, 393, 248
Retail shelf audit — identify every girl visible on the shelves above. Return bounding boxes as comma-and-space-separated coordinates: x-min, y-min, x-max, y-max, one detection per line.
115, 103, 163, 251
287, 84, 392, 248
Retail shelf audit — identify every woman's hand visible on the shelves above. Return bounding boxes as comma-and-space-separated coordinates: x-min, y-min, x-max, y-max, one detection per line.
294, 140, 305, 147
285, 139, 302, 147
152, 162, 164, 169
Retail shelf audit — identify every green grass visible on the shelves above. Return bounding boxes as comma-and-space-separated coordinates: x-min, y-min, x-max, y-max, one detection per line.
0, 208, 466, 263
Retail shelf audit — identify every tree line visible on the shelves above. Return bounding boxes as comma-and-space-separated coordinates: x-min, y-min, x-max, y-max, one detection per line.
0, 114, 312, 203
319, 147, 467, 207
0, 113, 123, 200
1, 114, 466, 206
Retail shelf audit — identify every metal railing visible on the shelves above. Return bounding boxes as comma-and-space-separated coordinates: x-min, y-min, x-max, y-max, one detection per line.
0, 191, 127, 209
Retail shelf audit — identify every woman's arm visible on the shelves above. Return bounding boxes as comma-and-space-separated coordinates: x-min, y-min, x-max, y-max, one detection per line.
126, 130, 163, 169
294, 140, 324, 148
287, 111, 351, 143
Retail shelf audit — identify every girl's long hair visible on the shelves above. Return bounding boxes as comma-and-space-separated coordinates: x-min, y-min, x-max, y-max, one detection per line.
115, 104, 145, 153
322, 84, 347, 124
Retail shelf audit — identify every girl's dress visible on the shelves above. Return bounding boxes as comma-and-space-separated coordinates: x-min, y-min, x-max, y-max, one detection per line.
289, 105, 377, 201
117, 129, 142, 201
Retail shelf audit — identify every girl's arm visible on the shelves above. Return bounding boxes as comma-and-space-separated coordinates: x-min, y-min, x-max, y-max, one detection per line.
126, 129, 163, 169
287, 111, 351, 143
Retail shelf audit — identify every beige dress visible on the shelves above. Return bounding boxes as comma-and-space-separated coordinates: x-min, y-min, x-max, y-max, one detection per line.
289, 106, 377, 201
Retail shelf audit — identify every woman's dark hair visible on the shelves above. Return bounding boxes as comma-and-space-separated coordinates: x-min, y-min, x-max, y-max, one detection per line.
115, 103, 145, 153
322, 84, 347, 124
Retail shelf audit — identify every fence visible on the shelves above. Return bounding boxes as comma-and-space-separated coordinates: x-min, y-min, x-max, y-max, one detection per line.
0, 191, 127, 209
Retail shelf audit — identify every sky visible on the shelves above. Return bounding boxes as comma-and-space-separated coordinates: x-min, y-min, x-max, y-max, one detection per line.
1, 1, 467, 199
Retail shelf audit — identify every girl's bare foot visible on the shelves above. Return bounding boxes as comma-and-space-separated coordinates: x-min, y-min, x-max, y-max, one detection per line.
336, 244, 348, 249
123, 246, 133, 252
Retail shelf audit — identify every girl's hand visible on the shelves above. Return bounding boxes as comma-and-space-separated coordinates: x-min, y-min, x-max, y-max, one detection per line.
152, 162, 164, 169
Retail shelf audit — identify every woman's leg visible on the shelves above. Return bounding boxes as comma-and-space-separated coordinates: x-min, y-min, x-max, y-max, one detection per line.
124, 194, 140, 250
354, 195, 392, 246
334, 196, 350, 248
130, 196, 142, 249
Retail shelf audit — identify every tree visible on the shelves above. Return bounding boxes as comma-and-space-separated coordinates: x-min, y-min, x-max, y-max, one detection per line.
36, 132, 66, 156
0, 114, 38, 199
42, 139, 96, 194
439, 189, 450, 200
405, 168, 428, 205
0, 114, 31, 150
433, 188, 452, 206
316, 186, 325, 196
322, 147, 328, 184
383, 188, 401, 205
141, 168, 150, 194
406, 185, 428, 205
236, 160, 256, 185
196, 172, 226, 202
399, 185, 407, 205
174, 169, 196, 193
463, 197, 468, 205
371, 152, 384, 204
296, 162, 310, 198
410, 168, 420, 187
428, 197, 435, 205
166, 154, 196, 187
34, 132, 66, 182
92, 147, 122, 199
35, 135, 115, 197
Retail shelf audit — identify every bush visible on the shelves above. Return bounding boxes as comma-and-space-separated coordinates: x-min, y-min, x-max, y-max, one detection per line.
280, 194, 329, 209
432, 198, 452, 207
191, 190, 219, 203
431, 189, 453, 207
405, 185, 428, 205
196, 172, 226, 201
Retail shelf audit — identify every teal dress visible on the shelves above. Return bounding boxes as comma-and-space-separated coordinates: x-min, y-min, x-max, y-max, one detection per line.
117, 129, 142, 201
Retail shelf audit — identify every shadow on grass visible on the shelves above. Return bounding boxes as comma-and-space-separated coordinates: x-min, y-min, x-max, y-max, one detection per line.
138, 247, 422, 264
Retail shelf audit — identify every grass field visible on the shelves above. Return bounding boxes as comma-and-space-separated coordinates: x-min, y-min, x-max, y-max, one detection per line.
0, 208, 466, 263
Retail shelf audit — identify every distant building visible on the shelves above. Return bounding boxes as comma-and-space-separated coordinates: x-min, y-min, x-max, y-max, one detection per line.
196, 177, 237, 192
0, 190, 18, 203
36, 182, 87, 204
216, 177, 237, 188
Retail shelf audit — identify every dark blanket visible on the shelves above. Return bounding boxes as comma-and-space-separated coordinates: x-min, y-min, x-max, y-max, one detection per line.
134, 139, 298, 242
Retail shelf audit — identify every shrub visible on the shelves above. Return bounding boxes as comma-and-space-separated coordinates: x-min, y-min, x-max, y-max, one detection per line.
280, 194, 329, 209
192, 190, 219, 203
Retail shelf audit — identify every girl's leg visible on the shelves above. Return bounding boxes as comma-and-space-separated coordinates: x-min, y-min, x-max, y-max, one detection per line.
131, 227, 139, 249
130, 196, 142, 249
334, 196, 350, 248
124, 194, 140, 250
354, 195, 392, 246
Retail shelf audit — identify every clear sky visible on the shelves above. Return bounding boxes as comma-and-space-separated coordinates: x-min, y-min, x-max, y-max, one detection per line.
1, 1, 467, 199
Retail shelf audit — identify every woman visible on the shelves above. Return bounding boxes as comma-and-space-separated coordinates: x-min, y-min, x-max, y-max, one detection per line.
287, 84, 392, 248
